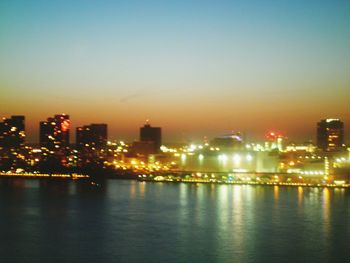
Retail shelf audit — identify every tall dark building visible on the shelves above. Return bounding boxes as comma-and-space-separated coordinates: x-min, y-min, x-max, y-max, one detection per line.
140, 122, 161, 153
317, 119, 344, 151
76, 124, 107, 150
0, 115, 25, 150
40, 114, 70, 151
76, 124, 107, 165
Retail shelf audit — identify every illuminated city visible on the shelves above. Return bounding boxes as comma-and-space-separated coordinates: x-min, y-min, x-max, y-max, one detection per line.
1, 0, 350, 262
0, 115, 349, 187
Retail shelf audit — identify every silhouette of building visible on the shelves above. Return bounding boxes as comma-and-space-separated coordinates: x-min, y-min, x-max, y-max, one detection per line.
0, 115, 25, 150
317, 119, 344, 151
76, 124, 107, 165
76, 124, 107, 150
140, 122, 161, 153
40, 114, 70, 151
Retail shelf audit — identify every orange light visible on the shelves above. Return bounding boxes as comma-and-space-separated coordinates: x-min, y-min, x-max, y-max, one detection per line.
61, 120, 70, 132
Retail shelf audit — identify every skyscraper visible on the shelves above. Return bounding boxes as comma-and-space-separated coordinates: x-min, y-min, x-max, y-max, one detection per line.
140, 122, 161, 153
76, 123, 107, 165
317, 119, 344, 151
0, 115, 25, 150
40, 114, 70, 151
76, 124, 107, 150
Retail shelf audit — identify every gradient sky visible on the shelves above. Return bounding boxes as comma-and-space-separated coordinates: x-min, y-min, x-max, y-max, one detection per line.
1, 0, 350, 143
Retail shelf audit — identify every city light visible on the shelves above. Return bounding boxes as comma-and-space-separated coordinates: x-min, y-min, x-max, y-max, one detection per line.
0, 114, 349, 188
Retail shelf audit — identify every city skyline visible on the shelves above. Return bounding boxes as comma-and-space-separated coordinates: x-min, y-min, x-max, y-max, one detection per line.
1, 2, 350, 262
1, 0, 350, 142
1, 113, 347, 145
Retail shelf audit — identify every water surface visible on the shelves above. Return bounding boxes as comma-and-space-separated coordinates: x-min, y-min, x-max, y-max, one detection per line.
0, 179, 349, 263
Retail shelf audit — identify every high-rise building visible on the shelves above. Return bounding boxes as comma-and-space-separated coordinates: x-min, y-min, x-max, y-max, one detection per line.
40, 114, 70, 151
140, 122, 161, 153
76, 124, 107, 150
0, 115, 25, 150
317, 119, 344, 151
76, 124, 107, 165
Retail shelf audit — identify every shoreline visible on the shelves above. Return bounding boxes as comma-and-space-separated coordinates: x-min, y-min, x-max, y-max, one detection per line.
1, 172, 349, 189
137, 178, 350, 189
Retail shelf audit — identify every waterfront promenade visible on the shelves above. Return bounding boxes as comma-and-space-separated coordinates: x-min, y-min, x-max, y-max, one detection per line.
137, 171, 350, 188
0, 172, 89, 180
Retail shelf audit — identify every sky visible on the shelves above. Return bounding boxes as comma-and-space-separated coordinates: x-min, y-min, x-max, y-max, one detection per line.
1, 0, 350, 143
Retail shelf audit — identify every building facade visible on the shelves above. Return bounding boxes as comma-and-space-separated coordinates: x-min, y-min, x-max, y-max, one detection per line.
76, 124, 107, 150
140, 123, 161, 153
76, 124, 107, 165
0, 115, 25, 150
40, 114, 70, 151
317, 119, 344, 151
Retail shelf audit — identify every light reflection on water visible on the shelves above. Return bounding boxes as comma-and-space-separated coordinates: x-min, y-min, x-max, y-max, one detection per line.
298, 186, 303, 207
273, 185, 279, 202
0, 179, 349, 263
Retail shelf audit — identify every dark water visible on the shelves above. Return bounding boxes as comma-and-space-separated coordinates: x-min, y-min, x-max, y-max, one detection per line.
0, 179, 349, 263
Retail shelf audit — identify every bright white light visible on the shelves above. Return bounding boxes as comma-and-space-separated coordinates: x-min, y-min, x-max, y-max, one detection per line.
233, 154, 241, 164
246, 154, 253, 161
326, 119, 339, 123
218, 154, 227, 162
188, 144, 196, 152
